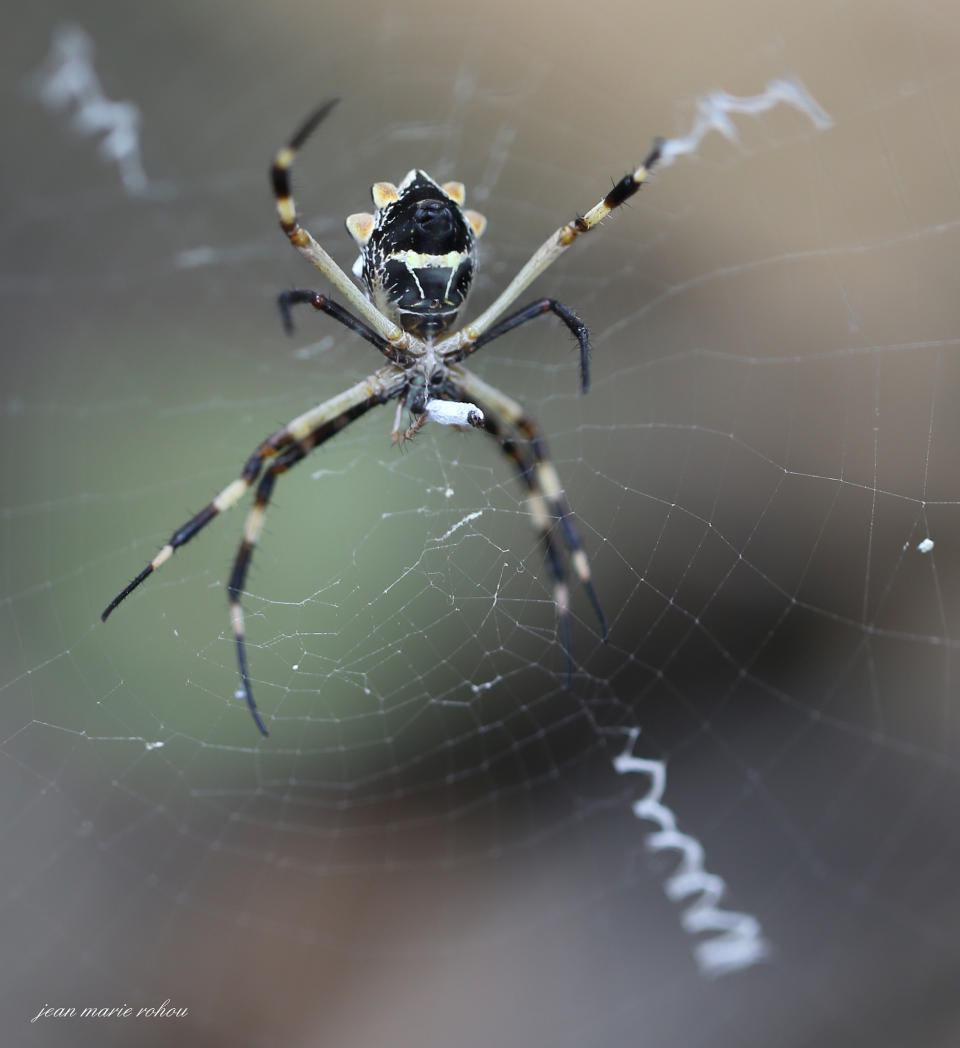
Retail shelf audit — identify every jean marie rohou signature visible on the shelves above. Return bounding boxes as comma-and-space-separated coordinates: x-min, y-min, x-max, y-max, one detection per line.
31, 999, 188, 1022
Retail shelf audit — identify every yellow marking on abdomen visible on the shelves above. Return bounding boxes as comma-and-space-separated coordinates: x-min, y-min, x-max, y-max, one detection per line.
390, 250, 465, 270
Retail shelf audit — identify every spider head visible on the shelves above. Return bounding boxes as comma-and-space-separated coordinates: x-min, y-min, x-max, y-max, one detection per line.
347, 170, 487, 339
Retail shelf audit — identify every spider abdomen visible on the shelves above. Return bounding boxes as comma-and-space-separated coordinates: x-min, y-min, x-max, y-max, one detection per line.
346, 168, 486, 337
379, 252, 475, 336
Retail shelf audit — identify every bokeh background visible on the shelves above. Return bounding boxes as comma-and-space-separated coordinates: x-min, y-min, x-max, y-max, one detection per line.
4, 0, 960, 1045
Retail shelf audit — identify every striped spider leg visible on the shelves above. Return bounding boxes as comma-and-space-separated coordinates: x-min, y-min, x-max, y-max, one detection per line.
271, 99, 416, 357
435, 138, 663, 364
446, 365, 608, 682
102, 367, 406, 735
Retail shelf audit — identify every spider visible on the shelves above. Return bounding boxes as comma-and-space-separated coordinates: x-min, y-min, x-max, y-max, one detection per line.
101, 99, 662, 736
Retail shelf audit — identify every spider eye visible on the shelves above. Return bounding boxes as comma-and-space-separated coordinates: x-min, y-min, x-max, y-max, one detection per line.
414, 199, 455, 239
429, 370, 444, 386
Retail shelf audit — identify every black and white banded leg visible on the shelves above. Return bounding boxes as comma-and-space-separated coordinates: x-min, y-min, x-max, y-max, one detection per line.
101, 367, 403, 733
469, 397, 577, 680
447, 367, 607, 681
441, 140, 663, 355
227, 392, 386, 734
271, 100, 415, 355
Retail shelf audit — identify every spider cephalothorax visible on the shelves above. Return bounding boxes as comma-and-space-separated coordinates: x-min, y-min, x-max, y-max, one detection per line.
102, 97, 662, 735
346, 170, 487, 338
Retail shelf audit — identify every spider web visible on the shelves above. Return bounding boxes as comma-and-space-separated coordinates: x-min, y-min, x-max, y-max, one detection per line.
4, 1, 960, 1045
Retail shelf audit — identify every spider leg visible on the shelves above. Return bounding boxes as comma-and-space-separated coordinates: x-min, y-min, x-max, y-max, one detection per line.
464, 392, 576, 682
445, 298, 592, 393
228, 389, 388, 735
514, 412, 609, 640
439, 139, 662, 353
278, 289, 411, 367
271, 100, 415, 354
101, 367, 403, 623
447, 367, 608, 680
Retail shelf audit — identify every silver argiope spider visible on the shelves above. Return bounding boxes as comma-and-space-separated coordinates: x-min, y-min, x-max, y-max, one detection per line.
102, 99, 662, 736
